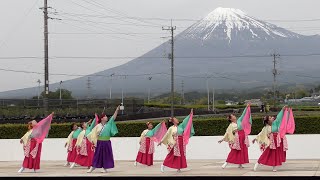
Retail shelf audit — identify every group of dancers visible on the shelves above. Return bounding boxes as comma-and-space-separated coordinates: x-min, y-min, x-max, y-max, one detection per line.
17, 104, 295, 173
219, 105, 295, 172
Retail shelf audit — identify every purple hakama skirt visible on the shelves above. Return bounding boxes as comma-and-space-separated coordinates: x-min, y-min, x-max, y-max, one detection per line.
92, 140, 115, 169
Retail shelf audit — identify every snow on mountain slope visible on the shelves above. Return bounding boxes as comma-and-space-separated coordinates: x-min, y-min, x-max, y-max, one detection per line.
181, 7, 302, 42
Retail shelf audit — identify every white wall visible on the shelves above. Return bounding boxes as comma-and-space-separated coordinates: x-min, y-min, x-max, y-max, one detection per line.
0, 135, 318, 161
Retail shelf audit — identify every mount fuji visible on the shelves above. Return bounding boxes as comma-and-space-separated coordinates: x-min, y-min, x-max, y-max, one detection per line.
2, 7, 320, 98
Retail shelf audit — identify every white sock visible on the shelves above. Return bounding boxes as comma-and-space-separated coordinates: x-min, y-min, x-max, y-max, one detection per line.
161, 164, 165, 173
254, 163, 259, 171
18, 167, 25, 173
222, 162, 228, 169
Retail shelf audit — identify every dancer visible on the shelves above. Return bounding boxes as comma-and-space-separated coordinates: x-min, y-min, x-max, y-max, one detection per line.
87, 106, 120, 173
253, 107, 285, 172
18, 113, 54, 173
219, 104, 251, 169
71, 117, 97, 168
134, 121, 167, 166
158, 109, 194, 173
64, 123, 82, 167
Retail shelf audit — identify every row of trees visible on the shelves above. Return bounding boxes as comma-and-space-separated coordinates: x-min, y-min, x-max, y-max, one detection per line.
32, 89, 74, 100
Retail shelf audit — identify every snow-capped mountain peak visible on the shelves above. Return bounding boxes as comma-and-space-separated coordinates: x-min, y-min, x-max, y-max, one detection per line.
181, 7, 302, 42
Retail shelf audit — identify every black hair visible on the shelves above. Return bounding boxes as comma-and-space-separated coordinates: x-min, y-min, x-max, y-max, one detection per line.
70, 123, 77, 131
227, 114, 234, 123
263, 116, 270, 126
167, 117, 174, 128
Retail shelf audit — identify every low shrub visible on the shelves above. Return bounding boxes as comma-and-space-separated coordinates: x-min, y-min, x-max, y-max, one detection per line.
0, 116, 319, 139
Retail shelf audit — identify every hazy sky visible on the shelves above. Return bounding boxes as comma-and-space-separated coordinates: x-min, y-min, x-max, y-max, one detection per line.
0, 0, 319, 92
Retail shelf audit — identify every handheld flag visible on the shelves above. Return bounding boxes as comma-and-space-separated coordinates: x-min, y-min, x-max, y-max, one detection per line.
237, 104, 252, 135
286, 108, 295, 134
30, 114, 53, 143
272, 108, 284, 133
279, 108, 289, 138
183, 112, 195, 145
146, 121, 167, 143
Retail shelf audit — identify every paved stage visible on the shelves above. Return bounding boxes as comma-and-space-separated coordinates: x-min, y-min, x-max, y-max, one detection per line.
0, 160, 320, 176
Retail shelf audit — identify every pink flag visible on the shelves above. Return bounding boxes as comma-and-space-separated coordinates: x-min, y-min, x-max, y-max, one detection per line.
279, 108, 288, 138
31, 114, 53, 144
242, 104, 252, 135
286, 108, 295, 134
152, 122, 168, 143
183, 112, 194, 145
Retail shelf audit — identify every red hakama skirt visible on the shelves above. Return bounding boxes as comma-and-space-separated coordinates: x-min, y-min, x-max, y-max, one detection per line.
67, 139, 77, 162
258, 133, 282, 167
74, 139, 94, 167
136, 137, 153, 166
280, 138, 286, 162
163, 136, 187, 169
22, 139, 42, 170
226, 130, 249, 164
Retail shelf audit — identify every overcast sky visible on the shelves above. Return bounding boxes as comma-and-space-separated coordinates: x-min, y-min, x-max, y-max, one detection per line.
0, 0, 319, 92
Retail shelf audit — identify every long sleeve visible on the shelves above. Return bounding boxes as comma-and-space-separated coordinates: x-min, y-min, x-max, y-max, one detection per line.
87, 118, 97, 133
87, 125, 99, 146
139, 130, 149, 142
256, 126, 271, 146
107, 116, 118, 137
236, 106, 247, 130
145, 122, 162, 137
76, 130, 86, 146
21, 130, 32, 146
222, 123, 236, 143
161, 127, 172, 145
66, 131, 74, 147
272, 109, 284, 132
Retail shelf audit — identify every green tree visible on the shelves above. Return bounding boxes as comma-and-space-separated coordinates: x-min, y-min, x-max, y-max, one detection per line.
32, 89, 74, 99
295, 90, 308, 99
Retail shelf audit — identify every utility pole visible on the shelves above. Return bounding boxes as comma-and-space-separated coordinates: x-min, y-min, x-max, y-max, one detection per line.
147, 77, 152, 104
59, 81, 63, 106
37, 79, 41, 107
109, 73, 115, 100
162, 20, 176, 117
181, 80, 184, 105
271, 52, 280, 108
212, 88, 215, 112
206, 75, 210, 111
121, 88, 124, 115
43, 0, 49, 114
87, 77, 91, 99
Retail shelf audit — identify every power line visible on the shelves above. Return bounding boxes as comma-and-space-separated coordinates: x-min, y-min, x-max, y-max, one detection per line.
51, 11, 320, 23
0, 67, 296, 86
1, 53, 320, 60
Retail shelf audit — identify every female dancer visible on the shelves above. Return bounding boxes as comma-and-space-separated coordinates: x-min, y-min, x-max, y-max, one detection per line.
87, 106, 120, 173
18, 113, 54, 173
218, 104, 252, 169
253, 108, 285, 172
71, 117, 96, 168
134, 121, 167, 166
218, 108, 251, 169
64, 123, 82, 167
158, 109, 194, 173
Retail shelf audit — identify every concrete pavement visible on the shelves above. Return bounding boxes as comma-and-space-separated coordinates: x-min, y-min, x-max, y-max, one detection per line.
0, 160, 319, 176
